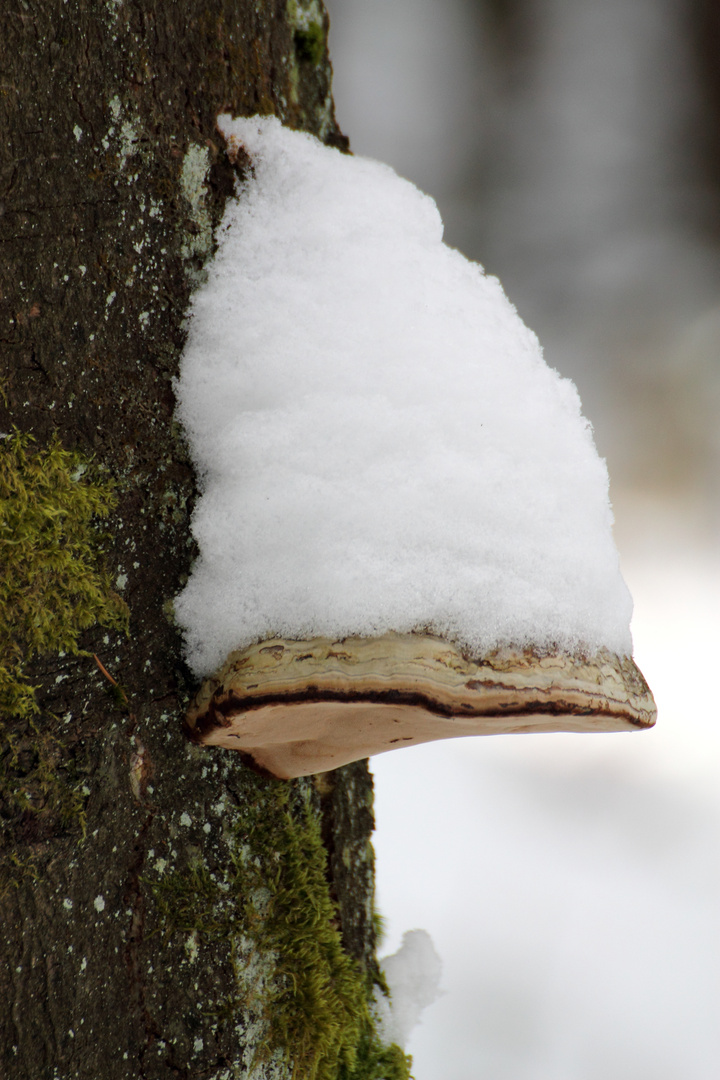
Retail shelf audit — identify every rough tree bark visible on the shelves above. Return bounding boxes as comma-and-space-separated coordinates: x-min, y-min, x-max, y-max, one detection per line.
0, 4, 381, 1078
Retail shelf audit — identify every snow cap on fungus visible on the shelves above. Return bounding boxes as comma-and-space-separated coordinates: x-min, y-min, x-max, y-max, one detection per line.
176, 116, 655, 778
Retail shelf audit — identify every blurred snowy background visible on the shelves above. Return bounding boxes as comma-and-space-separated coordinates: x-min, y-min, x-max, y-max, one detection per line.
324, 0, 720, 1076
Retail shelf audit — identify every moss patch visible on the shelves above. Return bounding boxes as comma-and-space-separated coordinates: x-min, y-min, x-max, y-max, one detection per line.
153, 777, 413, 1080
0, 712, 88, 833
0, 429, 129, 719
294, 23, 325, 66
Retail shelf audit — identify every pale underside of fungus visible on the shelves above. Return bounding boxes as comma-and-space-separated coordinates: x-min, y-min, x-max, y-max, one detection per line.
185, 633, 656, 779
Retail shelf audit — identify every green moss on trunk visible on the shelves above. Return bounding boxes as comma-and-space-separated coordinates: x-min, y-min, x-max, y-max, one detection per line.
0, 430, 128, 719
152, 775, 413, 1080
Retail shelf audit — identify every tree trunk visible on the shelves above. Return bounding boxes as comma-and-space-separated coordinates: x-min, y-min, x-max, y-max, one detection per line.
0, 4, 381, 1078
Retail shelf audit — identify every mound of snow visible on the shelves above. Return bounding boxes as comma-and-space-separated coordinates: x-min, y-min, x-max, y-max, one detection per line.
175, 115, 632, 676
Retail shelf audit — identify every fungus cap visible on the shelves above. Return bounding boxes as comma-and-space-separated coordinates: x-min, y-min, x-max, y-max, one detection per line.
185, 633, 656, 779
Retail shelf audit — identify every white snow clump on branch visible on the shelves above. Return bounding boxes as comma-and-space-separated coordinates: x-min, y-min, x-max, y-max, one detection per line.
175, 115, 633, 678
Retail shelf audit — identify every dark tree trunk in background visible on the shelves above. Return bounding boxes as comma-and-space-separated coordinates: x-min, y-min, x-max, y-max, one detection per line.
0, 4, 378, 1077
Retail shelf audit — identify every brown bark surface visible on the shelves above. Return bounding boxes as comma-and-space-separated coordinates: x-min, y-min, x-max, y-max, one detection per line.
0, 4, 377, 1077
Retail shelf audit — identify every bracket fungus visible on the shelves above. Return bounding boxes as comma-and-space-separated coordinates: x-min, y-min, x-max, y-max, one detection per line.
185, 634, 655, 779
176, 116, 656, 779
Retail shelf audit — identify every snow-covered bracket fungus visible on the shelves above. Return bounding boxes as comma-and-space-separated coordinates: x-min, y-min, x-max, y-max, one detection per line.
176, 115, 656, 780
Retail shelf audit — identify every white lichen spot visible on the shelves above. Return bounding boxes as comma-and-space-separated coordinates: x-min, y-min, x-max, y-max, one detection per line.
185, 930, 199, 964
73, 125, 83, 143
118, 118, 139, 170
80, 957, 87, 972
94, 895, 106, 913
193, 1037, 204, 1053
138, 311, 150, 327
180, 143, 212, 269
154, 857, 168, 874
317, 93, 334, 140
63, 898, 73, 911
109, 95, 122, 120
289, 0, 323, 30
203, 822, 212, 834
115, 573, 128, 590
79, 265, 87, 276
180, 811, 192, 827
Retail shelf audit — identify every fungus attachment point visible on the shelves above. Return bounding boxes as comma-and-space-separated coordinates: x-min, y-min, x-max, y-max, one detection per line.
185, 634, 656, 780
